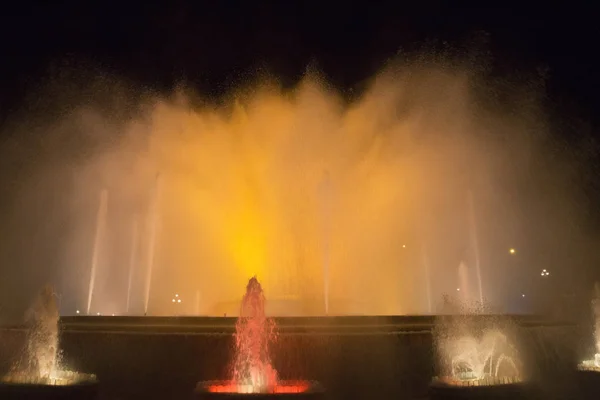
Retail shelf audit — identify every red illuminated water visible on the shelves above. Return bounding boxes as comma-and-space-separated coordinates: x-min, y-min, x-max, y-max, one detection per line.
206, 276, 310, 394
233, 276, 278, 392
207, 381, 310, 394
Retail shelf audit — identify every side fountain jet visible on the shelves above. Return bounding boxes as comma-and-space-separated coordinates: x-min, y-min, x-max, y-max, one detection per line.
0, 285, 98, 399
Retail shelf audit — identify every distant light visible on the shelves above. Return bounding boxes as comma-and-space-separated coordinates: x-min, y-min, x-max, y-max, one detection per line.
175, 294, 179, 297
456, 288, 460, 291
76, 310, 80, 314
522, 294, 526, 298
96, 312, 100, 316
402, 244, 406, 248
111, 313, 115, 316
509, 248, 516, 254
172, 299, 175, 303
541, 269, 550, 277
177, 299, 182, 303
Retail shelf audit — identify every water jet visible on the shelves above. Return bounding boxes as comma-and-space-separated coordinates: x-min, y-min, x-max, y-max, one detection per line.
576, 283, 600, 399
1, 286, 99, 399
195, 277, 324, 399
431, 315, 526, 400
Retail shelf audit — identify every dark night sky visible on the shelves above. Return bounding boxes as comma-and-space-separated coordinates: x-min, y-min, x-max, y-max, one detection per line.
0, 2, 599, 317
0, 2, 598, 119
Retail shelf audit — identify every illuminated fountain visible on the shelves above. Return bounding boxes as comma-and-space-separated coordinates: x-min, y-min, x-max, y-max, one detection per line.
578, 283, 600, 372
575, 283, 600, 399
195, 277, 324, 399
430, 314, 526, 399
0, 285, 98, 398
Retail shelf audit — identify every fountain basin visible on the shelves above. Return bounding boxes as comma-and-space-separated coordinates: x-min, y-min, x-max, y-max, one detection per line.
0, 371, 98, 400
195, 380, 325, 400
429, 376, 527, 400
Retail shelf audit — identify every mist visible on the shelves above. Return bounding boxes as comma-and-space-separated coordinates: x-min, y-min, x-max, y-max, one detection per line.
0, 56, 595, 320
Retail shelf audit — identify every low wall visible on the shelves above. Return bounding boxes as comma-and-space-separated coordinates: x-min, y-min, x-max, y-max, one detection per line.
0, 315, 581, 400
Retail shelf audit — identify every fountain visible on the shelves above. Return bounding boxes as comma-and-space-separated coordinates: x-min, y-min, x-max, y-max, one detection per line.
86, 189, 108, 315
143, 173, 162, 315
318, 171, 332, 315
578, 282, 600, 372
421, 243, 433, 314
430, 314, 526, 399
1, 285, 98, 399
457, 261, 471, 305
125, 216, 139, 314
467, 190, 484, 307
576, 283, 600, 398
195, 277, 324, 399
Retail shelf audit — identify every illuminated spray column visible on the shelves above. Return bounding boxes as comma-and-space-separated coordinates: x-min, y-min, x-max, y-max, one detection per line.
144, 173, 162, 316
126, 216, 139, 314
467, 189, 484, 307
318, 171, 332, 315
86, 189, 108, 315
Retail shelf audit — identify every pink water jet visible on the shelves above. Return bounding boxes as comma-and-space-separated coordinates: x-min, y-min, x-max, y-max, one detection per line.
198, 277, 322, 397
232, 276, 278, 392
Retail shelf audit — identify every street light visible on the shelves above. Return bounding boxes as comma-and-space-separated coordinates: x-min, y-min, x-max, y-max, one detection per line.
509, 248, 516, 255
541, 269, 550, 277
172, 293, 183, 304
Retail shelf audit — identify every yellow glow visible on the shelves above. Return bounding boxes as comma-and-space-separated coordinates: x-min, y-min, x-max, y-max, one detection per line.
226, 203, 269, 282
67, 66, 507, 316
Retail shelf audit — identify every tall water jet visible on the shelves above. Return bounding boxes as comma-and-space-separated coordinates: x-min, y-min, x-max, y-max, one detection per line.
467, 190, 484, 307
458, 261, 471, 305
422, 244, 433, 314
1, 286, 98, 398
126, 216, 139, 314
86, 189, 108, 315
195, 277, 324, 398
144, 174, 162, 315
195, 289, 201, 315
318, 171, 332, 315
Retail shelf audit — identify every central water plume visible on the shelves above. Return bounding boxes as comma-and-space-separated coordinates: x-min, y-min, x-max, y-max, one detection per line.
232, 276, 278, 392
197, 276, 321, 397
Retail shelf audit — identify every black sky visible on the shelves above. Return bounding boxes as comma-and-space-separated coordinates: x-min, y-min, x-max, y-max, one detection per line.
0, 2, 598, 123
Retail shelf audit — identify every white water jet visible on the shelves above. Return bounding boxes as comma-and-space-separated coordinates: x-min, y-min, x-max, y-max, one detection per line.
580, 282, 600, 370
195, 289, 201, 315
144, 174, 162, 315
467, 190, 484, 307
126, 217, 139, 314
3, 286, 98, 386
442, 328, 521, 383
318, 171, 332, 315
86, 189, 108, 315
421, 244, 433, 314
458, 261, 471, 305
